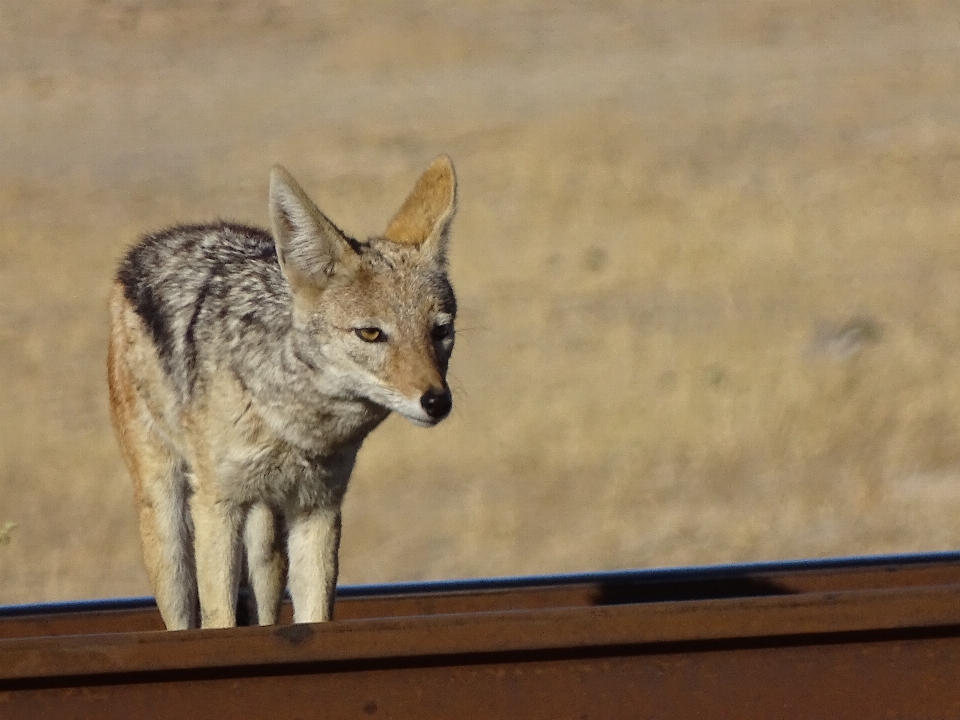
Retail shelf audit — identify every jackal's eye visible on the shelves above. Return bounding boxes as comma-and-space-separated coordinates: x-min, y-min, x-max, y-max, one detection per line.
355, 327, 385, 343
431, 324, 453, 342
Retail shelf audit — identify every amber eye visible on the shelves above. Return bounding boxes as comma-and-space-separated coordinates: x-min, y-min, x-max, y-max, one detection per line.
355, 327, 385, 343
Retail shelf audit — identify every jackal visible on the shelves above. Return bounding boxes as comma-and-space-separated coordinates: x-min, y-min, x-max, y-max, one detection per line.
108, 157, 457, 629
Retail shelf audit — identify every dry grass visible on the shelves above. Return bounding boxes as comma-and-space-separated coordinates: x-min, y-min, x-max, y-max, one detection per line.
2, 0, 960, 603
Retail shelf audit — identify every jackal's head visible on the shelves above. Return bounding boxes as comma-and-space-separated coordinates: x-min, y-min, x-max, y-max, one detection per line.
269, 157, 457, 426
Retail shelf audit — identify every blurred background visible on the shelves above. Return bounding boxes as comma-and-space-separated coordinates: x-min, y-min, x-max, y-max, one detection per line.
2, 0, 960, 604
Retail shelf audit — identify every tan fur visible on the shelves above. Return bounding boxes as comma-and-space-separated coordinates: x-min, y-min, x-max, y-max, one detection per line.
385, 335, 446, 401
109, 157, 457, 630
384, 155, 456, 247
109, 283, 200, 628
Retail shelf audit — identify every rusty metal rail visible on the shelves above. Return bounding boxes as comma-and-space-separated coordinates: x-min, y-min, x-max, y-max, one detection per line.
3, 552, 960, 718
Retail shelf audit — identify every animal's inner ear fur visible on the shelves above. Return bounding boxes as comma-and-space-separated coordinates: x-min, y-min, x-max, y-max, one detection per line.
269, 164, 357, 291
383, 155, 457, 253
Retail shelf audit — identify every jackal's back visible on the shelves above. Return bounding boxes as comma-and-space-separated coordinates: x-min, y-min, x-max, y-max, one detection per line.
116, 222, 291, 403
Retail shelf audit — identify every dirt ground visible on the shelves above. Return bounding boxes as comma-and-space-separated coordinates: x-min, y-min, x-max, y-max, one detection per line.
2, 0, 960, 604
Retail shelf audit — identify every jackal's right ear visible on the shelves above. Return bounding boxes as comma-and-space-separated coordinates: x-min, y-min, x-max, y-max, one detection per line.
383, 155, 457, 264
269, 165, 358, 292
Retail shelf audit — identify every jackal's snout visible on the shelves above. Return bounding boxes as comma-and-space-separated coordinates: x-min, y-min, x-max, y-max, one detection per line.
420, 386, 452, 421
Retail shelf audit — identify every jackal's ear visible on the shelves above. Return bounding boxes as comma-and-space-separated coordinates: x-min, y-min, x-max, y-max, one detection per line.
270, 165, 358, 292
383, 155, 457, 263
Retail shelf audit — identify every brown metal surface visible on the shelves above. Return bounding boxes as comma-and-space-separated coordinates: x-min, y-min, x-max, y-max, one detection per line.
6, 551, 960, 639
3, 553, 960, 718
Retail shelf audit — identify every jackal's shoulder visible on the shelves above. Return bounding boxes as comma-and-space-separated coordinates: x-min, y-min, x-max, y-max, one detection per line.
117, 220, 286, 320
118, 222, 276, 283
114, 221, 290, 401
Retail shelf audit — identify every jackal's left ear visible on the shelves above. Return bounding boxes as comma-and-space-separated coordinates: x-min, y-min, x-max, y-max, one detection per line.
383, 155, 457, 263
270, 165, 358, 293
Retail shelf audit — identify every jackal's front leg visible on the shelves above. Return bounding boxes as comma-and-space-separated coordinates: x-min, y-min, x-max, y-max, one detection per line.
287, 508, 341, 623
191, 489, 244, 628
244, 502, 287, 625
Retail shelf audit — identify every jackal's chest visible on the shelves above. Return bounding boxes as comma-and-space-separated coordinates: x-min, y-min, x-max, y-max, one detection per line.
197, 370, 387, 511
214, 436, 359, 512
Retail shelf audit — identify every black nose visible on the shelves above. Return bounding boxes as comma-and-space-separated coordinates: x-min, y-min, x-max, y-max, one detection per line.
420, 387, 452, 420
